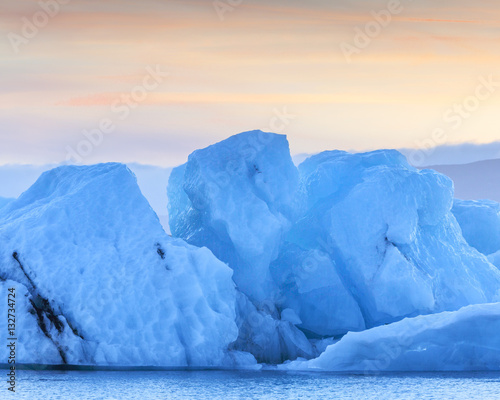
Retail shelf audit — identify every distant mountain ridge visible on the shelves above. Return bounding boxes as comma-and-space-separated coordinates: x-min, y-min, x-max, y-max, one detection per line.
424, 158, 500, 202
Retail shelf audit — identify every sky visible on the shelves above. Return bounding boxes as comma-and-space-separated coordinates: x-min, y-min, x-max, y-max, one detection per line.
1, 0, 500, 166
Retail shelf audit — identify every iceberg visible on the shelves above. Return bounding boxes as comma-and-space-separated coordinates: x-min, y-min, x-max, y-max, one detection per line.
0, 197, 14, 209
489, 250, 500, 269
168, 130, 300, 303
4, 131, 500, 371
167, 131, 363, 340
281, 302, 500, 372
452, 199, 500, 256
269, 243, 365, 336
0, 163, 244, 367
168, 132, 500, 340
167, 131, 340, 355
288, 150, 500, 328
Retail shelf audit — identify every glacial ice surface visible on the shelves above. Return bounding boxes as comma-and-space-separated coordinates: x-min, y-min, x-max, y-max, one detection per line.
168, 132, 366, 338
0, 163, 243, 367
168, 130, 300, 303
281, 302, 500, 372
168, 132, 500, 339
269, 243, 365, 336
452, 199, 500, 256
289, 150, 500, 328
489, 250, 500, 269
0, 196, 13, 209
168, 131, 323, 360
230, 292, 316, 363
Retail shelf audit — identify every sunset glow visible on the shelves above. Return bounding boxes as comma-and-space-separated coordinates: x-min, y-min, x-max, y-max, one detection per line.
1, 0, 499, 165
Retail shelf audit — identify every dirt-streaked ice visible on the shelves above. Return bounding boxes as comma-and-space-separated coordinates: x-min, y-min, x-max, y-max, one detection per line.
0, 163, 246, 367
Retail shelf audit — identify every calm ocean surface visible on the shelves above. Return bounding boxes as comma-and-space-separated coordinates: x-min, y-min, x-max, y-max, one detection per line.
7, 369, 500, 400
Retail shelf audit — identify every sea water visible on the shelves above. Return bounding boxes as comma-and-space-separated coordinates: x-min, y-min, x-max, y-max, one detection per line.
7, 370, 500, 399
